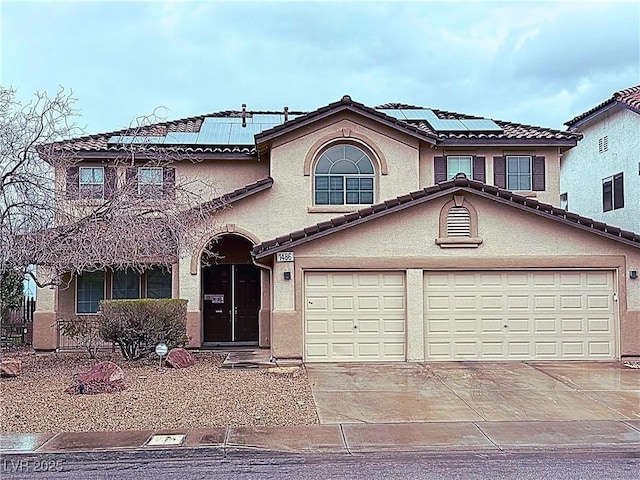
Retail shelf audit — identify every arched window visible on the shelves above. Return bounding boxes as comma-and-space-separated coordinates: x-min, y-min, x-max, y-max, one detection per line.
314, 145, 375, 205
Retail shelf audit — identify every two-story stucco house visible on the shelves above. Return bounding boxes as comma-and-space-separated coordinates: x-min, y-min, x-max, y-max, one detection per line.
561, 85, 640, 232
33, 95, 640, 362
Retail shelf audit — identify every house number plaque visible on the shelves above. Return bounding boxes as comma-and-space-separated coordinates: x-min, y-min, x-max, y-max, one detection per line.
204, 294, 224, 303
276, 252, 294, 262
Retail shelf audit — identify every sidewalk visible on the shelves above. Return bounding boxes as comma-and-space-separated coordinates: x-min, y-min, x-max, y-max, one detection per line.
2, 420, 640, 459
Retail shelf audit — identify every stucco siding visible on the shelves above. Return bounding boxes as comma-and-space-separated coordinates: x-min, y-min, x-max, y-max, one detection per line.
561, 107, 640, 232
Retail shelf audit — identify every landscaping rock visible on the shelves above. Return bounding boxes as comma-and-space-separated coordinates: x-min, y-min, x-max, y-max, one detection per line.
166, 348, 195, 369
66, 360, 126, 395
0, 359, 22, 377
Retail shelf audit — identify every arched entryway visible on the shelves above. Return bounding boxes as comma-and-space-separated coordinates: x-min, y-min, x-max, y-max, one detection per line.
201, 234, 260, 345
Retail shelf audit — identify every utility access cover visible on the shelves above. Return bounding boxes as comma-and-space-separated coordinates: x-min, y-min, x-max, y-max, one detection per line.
147, 434, 186, 446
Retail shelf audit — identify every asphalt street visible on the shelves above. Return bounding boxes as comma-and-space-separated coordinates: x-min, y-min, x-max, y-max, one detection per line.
2, 451, 639, 480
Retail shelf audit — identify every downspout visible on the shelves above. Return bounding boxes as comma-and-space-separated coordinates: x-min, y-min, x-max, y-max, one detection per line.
252, 253, 275, 363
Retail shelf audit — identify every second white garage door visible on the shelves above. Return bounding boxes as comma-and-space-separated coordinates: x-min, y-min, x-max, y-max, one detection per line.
424, 270, 617, 361
305, 271, 406, 362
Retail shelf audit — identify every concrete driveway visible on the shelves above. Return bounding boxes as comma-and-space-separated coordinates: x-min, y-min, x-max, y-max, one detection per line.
305, 362, 640, 424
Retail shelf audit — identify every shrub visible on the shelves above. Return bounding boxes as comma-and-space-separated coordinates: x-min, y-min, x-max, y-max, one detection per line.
58, 316, 103, 359
98, 299, 189, 360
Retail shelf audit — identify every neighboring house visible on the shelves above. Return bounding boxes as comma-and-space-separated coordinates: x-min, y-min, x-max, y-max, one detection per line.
33, 95, 640, 362
561, 85, 640, 232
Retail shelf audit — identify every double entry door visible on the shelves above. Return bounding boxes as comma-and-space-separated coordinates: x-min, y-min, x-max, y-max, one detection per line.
202, 264, 260, 344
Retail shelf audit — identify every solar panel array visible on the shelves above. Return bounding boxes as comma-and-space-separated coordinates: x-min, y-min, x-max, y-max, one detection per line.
107, 114, 301, 146
377, 108, 502, 133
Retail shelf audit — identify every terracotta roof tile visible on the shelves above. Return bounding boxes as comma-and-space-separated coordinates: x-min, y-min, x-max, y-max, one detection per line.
252, 178, 640, 258
565, 85, 640, 127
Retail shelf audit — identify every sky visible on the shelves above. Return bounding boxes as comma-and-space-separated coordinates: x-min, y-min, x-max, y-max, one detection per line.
1, 0, 639, 135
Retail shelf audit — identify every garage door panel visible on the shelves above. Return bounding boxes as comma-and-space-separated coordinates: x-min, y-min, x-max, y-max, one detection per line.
424, 270, 616, 361
305, 272, 406, 362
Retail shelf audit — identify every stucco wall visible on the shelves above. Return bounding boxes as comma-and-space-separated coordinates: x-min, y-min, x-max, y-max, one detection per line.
561, 108, 640, 232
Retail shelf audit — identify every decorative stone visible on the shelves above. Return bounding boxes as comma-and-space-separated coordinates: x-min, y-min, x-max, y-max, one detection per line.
66, 361, 126, 395
165, 348, 195, 369
0, 359, 22, 377
76, 361, 124, 383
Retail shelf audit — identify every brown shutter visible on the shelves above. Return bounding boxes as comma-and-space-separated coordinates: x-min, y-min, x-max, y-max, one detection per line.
126, 167, 138, 197
434, 156, 446, 183
532, 156, 545, 191
163, 167, 176, 199
104, 166, 117, 199
473, 156, 486, 182
66, 166, 79, 199
493, 156, 506, 188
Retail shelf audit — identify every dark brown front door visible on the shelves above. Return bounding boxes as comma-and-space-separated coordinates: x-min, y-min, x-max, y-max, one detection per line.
203, 264, 260, 343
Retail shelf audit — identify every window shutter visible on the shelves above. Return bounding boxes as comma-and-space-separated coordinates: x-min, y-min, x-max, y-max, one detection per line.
104, 166, 117, 199
163, 167, 176, 199
66, 166, 79, 199
447, 206, 471, 237
126, 167, 138, 197
532, 156, 545, 191
434, 156, 446, 183
493, 156, 506, 188
613, 173, 624, 209
473, 156, 486, 182
602, 179, 612, 212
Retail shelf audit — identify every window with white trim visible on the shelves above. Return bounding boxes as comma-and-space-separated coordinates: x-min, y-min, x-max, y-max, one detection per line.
506, 156, 531, 190
446, 156, 473, 180
79, 166, 105, 199
76, 271, 105, 313
314, 145, 374, 205
138, 167, 164, 198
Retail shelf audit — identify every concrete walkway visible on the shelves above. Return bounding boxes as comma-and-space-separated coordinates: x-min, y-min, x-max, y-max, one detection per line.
1, 360, 639, 458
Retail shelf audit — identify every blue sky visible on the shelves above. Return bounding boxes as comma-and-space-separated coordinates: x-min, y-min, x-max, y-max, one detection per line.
2, 0, 639, 134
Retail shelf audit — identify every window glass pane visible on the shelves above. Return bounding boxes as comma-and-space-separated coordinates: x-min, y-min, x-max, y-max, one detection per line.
520, 176, 531, 190
447, 156, 472, 179
315, 192, 329, 205
139, 167, 163, 185
315, 157, 332, 174
519, 158, 530, 173
80, 167, 103, 185
360, 177, 374, 190
507, 175, 519, 190
329, 192, 343, 205
315, 176, 329, 190
331, 160, 359, 174
146, 268, 172, 299
507, 157, 520, 172
112, 270, 140, 299
346, 192, 359, 204
343, 145, 363, 161
357, 157, 374, 174
360, 192, 374, 204
323, 146, 344, 162
77, 271, 104, 313
329, 176, 344, 190
346, 178, 360, 190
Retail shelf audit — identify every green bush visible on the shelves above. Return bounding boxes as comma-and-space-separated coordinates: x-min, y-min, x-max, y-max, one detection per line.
98, 299, 189, 360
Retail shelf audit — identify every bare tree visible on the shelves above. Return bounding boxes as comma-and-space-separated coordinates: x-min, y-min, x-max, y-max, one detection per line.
1, 86, 222, 288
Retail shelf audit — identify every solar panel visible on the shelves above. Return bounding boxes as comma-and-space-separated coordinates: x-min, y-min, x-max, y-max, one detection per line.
196, 123, 232, 144
107, 135, 165, 144
251, 114, 284, 124
400, 109, 434, 120
163, 132, 199, 144
201, 117, 243, 126
229, 123, 270, 145
459, 119, 502, 132
377, 109, 406, 120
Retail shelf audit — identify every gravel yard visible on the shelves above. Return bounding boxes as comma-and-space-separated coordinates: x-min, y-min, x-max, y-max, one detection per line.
0, 350, 318, 433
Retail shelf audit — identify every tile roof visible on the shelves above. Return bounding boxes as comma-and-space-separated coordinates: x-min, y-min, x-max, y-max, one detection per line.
252, 177, 640, 258
565, 85, 640, 127
47, 96, 579, 156
186, 176, 273, 217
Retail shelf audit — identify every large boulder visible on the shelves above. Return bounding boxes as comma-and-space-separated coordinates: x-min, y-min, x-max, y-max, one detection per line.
0, 358, 22, 377
166, 348, 195, 369
66, 360, 125, 395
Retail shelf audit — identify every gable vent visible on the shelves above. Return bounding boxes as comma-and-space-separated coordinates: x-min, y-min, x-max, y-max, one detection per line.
447, 206, 471, 237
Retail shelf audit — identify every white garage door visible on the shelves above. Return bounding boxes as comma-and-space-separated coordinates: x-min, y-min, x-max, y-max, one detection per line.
305, 272, 406, 362
424, 270, 616, 361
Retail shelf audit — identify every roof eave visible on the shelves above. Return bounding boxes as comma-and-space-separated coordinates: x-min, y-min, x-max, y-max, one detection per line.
437, 138, 579, 147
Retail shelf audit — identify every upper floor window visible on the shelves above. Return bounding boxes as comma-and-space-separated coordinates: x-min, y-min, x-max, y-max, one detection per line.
602, 173, 624, 212
447, 156, 473, 180
314, 145, 374, 205
79, 167, 105, 199
493, 156, 545, 191
434, 156, 486, 183
138, 167, 164, 198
